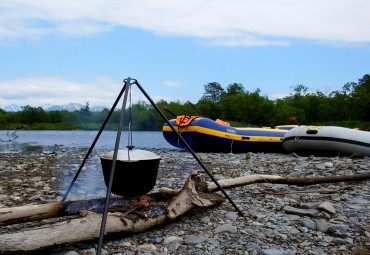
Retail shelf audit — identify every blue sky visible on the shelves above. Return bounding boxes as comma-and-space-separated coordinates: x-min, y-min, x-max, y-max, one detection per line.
0, 0, 369, 108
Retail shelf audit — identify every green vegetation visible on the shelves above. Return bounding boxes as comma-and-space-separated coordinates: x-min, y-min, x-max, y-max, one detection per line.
0, 74, 369, 131
2, 182, 14, 189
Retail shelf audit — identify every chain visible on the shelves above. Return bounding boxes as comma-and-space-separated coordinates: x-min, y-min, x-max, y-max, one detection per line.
127, 85, 134, 151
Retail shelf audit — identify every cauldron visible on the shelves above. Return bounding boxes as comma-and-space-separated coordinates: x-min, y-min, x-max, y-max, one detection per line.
100, 149, 160, 197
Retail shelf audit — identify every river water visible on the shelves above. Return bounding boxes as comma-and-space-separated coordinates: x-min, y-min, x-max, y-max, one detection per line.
0, 130, 175, 153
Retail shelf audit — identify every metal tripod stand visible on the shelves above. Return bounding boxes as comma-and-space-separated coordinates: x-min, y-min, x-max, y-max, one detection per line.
61, 77, 244, 255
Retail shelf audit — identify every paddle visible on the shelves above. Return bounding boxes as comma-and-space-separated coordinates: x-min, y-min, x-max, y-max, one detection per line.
163, 106, 177, 118
187, 100, 204, 117
290, 117, 301, 126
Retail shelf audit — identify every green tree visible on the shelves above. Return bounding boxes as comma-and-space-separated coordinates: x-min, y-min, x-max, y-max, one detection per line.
77, 102, 92, 123
353, 74, 370, 121
19, 105, 45, 124
226, 83, 244, 96
196, 98, 223, 120
201, 82, 224, 104
46, 111, 63, 123
274, 99, 305, 125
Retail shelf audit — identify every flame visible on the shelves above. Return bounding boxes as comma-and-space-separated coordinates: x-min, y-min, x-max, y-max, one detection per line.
140, 195, 149, 206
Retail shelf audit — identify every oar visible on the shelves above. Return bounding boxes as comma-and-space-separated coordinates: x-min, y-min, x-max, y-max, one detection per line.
187, 100, 204, 117
289, 117, 301, 126
163, 106, 177, 118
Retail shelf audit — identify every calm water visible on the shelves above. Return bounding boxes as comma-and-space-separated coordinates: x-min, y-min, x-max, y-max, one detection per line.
0, 130, 175, 153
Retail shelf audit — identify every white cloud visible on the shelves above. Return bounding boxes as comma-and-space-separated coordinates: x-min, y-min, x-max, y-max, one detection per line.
162, 80, 186, 88
0, 76, 116, 107
0, 0, 369, 46
0, 76, 178, 108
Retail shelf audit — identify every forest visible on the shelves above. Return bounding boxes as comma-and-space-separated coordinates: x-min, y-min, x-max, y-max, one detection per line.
0, 74, 369, 131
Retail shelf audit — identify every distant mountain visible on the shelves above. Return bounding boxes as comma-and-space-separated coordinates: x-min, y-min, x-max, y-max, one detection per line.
90, 106, 109, 112
2, 103, 109, 112
4, 104, 21, 112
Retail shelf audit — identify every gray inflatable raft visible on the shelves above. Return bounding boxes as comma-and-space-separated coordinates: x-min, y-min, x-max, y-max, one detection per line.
283, 126, 370, 157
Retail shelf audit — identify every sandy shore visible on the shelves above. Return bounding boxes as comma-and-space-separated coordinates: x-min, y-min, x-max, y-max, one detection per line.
0, 147, 369, 255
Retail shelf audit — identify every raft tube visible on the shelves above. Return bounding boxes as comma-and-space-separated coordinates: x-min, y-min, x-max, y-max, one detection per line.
283, 126, 370, 157
162, 117, 288, 153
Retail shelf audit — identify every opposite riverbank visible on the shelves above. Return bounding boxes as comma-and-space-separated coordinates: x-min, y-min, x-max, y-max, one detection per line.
0, 147, 369, 255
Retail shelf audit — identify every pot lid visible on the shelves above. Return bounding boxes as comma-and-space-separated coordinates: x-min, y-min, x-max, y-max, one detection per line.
100, 149, 160, 161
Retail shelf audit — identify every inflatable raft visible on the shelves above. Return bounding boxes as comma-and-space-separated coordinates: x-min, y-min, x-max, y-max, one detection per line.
283, 126, 370, 157
162, 116, 289, 153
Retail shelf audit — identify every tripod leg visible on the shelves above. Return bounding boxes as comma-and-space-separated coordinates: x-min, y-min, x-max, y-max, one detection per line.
97, 78, 131, 255
134, 80, 244, 217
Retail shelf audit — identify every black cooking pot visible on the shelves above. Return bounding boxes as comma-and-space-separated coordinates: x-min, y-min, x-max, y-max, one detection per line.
100, 149, 160, 197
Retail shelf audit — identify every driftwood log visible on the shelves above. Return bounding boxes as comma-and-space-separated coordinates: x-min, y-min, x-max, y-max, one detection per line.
207, 173, 370, 191
0, 172, 369, 253
0, 171, 224, 253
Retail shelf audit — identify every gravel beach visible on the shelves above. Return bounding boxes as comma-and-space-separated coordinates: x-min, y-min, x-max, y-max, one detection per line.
0, 146, 369, 255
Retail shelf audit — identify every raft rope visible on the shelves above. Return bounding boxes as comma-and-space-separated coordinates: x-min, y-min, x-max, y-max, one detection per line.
294, 126, 306, 140
177, 125, 188, 148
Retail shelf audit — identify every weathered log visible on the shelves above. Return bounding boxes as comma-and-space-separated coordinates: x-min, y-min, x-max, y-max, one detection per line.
0, 171, 224, 254
207, 173, 370, 191
0, 191, 179, 226
0, 202, 65, 226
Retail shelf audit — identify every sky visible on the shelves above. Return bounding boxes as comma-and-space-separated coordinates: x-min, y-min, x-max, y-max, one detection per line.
0, 0, 370, 109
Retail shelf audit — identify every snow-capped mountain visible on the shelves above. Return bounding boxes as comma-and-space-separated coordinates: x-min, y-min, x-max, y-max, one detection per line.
2, 103, 109, 112
4, 105, 21, 112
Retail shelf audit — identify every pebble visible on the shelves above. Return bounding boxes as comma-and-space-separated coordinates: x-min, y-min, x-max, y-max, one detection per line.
225, 211, 239, 220
316, 219, 330, 233
283, 206, 319, 217
301, 218, 316, 230
261, 249, 295, 255
162, 236, 184, 244
214, 224, 237, 234
0, 148, 369, 255
184, 235, 207, 245
318, 201, 336, 214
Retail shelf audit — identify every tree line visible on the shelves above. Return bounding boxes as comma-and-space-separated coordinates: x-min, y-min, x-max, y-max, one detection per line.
0, 74, 369, 131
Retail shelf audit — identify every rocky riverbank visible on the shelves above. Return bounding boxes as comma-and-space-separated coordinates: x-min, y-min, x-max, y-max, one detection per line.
0, 147, 369, 255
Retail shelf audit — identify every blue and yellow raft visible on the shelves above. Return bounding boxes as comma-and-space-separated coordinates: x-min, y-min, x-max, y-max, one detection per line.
162, 116, 294, 153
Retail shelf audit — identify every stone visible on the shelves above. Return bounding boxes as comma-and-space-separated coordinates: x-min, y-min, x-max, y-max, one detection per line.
301, 218, 316, 230
64, 251, 79, 255
137, 244, 156, 252
324, 162, 334, 168
333, 224, 350, 232
184, 235, 207, 245
261, 249, 295, 255
300, 202, 321, 209
289, 228, 300, 235
80, 248, 97, 255
318, 202, 336, 214
162, 236, 184, 245
167, 241, 180, 252
315, 164, 326, 170
283, 206, 319, 217
215, 224, 237, 234
28, 195, 46, 201
225, 211, 239, 220
316, 219, 330, 233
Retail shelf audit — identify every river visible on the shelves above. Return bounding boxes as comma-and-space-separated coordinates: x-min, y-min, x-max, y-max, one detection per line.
0, 130, 175, 153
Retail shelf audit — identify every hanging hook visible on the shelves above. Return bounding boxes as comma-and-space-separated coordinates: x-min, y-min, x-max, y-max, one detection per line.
127, 84, 135, 151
